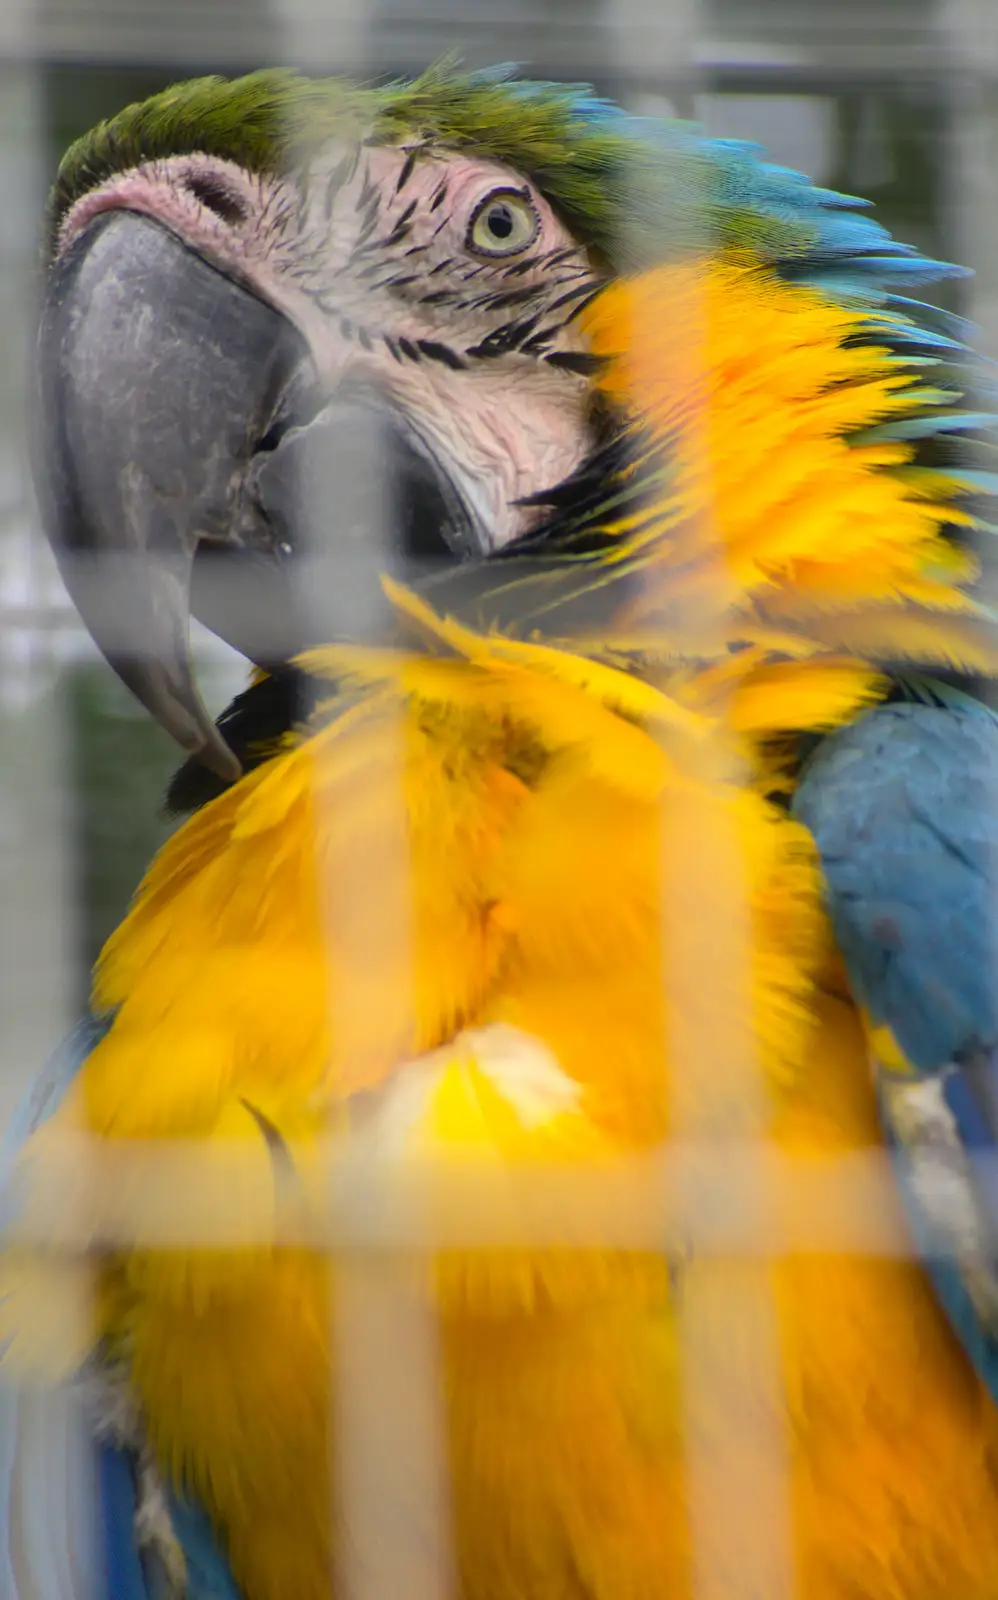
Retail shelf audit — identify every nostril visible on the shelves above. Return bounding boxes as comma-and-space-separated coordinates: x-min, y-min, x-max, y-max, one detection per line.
182, 172, 249, 225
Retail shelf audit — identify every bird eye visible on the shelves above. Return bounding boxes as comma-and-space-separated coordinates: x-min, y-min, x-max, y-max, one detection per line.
466, 189, 539, 258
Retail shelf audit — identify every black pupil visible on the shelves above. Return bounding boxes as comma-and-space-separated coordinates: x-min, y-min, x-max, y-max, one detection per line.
487, 203, 515, 239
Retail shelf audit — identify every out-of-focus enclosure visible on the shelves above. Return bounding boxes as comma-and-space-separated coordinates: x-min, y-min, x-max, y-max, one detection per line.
0, 0, 996, 1115
2, 9, 998, 1600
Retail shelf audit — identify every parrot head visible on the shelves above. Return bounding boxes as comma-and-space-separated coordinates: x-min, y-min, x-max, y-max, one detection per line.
37, 65, 642, 779
36, 61, 992, 788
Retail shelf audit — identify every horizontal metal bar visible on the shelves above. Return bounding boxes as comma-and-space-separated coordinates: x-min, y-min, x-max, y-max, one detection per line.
0, 1134, 943, 1256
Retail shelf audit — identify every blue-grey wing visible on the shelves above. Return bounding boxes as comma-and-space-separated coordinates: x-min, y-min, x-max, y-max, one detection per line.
0, 1019, 241, 1599
793, 698, 998, 1398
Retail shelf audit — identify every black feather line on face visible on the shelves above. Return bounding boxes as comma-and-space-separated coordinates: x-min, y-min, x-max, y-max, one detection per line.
381, 273, 423, 292
383, 200, 418, 249
544, 351, 606, 375
471, 285, 546, 313
395, 146, 420, 195
520, 329, 556, 354
462, 309, 539, 357
416, 340, 466, 369
545, 247, 584, 268
464, 331, 514, 359
542, 280, 608, 319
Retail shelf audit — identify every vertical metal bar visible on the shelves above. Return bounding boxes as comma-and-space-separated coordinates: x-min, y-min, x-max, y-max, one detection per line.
938, 8, 998, 362
334, 1266, 455, 1600
606, 2, 799, 1588
0, 47, 77, 1140
265, 10, 456, 1592
0, 20, 101, 1598
664, 791, 796, 1600
315, 442, 456, 1600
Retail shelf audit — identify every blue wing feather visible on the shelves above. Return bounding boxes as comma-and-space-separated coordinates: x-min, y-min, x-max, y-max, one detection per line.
0, 1019, 241, 1599
794, 699, 998, 1401
794, 701, 998, 1070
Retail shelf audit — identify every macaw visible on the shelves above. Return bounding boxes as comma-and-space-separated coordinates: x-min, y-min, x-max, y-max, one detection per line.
6, 58, 998, 1600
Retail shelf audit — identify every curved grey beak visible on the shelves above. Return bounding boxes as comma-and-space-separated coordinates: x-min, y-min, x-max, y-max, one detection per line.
35, 210, 307, 781
34, 208, 482, 782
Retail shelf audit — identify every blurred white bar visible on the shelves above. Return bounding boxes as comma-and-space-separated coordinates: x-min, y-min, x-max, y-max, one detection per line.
0, 48, 95, 1600
0, 0, 986, 76
661, 765, 796, 1600
0, 60, 77, 1138
2, 1138, 929, 1254
334, 1269, 455, 1600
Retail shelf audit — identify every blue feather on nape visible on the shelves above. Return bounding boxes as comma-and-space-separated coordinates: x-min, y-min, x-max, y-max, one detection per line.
464, 70, 969, 319
628, 111, 966, 301
887, 295, 975, 341
503, 74, 628, 128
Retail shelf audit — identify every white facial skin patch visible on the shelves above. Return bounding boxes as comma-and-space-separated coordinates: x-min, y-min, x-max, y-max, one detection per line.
59, 142, 604, 553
